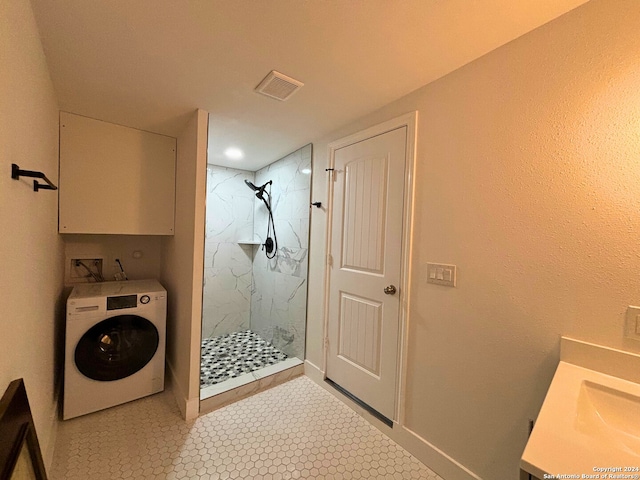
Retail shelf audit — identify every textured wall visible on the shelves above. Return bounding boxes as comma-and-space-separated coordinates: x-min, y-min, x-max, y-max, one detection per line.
0, 0, 64, 468
160, 109, 207, 420
202, 166, 255, 338
251, 145, 312, 358
306, 1, 640, 478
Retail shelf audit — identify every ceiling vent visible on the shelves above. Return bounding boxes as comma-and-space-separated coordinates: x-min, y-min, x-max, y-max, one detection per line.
255, 71, 304, 101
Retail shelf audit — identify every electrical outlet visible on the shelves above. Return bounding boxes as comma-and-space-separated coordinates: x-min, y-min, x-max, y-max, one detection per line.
70, 258, 103, 280
625, 306, 640, 341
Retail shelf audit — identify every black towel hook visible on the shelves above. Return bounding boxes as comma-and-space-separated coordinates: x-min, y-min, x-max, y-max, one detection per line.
11, 164, 58, 192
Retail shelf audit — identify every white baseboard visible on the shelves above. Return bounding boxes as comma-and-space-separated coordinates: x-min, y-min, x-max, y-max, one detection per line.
303, 359, 324, 382
166, 362, 199, 420
303, 361, 481, 480
393, 426, 483, 480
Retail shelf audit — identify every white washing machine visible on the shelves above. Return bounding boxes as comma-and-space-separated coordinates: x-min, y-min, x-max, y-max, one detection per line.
64, 279, 166, 420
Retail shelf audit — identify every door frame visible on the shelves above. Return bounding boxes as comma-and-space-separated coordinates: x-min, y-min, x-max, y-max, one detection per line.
322, 111, 418, 424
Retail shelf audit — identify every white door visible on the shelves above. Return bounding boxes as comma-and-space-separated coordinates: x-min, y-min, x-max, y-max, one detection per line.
326, 126, 407, 420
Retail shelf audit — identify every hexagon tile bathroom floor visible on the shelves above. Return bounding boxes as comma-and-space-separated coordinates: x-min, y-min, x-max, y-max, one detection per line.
51, 376, 444, 480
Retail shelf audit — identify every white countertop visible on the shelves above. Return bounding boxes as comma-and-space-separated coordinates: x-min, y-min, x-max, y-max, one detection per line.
521, 338, 640, 479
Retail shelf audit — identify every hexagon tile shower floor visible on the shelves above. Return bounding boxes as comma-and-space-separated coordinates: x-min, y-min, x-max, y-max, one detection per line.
51, 376, 444, 479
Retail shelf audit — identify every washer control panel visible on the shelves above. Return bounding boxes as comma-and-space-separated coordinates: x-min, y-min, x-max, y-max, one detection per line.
106, 294, 137, 311
68, 286, 166, 316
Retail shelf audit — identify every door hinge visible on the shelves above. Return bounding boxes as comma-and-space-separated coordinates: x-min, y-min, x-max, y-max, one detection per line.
327, 253, 333, 267
324, 337, 330, 351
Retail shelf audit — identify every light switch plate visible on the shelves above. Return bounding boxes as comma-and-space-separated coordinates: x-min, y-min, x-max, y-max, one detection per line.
427, 263, 456, 287
625, 306, 640, 341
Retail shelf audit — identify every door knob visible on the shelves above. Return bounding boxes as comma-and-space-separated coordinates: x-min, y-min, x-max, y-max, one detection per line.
384, 285, 397, 295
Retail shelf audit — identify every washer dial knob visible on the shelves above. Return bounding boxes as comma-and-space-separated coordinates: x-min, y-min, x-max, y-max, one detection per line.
140, 295, 150, 305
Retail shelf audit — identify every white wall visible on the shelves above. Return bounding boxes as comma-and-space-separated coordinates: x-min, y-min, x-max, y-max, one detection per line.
61, 235, 162, 285
0, 0, 64, 469
160, 109, 207, 419
306, 1, 640, 478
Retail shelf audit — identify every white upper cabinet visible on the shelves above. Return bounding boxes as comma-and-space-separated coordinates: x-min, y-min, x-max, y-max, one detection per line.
59, 112, 176, 235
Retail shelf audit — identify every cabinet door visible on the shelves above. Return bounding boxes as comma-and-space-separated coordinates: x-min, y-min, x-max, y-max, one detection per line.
59, 112, 176, 235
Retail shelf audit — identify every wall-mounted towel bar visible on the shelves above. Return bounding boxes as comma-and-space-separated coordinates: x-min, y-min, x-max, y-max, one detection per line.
11, 164, 58, 192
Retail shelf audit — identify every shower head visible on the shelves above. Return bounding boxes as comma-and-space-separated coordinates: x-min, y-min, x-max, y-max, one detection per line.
244, 180, 259, 191
244, 180, 272, 200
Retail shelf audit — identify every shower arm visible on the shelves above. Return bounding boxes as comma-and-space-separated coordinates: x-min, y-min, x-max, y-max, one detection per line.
259, 181, 273, 200
260, 191, 271, 210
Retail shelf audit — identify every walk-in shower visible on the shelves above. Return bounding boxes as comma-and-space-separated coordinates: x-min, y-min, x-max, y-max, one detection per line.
200, 144, 312, 400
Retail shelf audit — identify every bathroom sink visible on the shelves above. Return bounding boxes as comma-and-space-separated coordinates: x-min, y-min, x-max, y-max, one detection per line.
521, 341, 640, 479
577, 380, 640, 455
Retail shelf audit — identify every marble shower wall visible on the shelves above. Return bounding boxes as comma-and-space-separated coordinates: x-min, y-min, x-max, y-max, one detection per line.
202, 166, 255, 338
251, 144, 312, 359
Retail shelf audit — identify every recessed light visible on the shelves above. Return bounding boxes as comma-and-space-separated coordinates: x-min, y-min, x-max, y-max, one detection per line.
301, 168, 311, 175
224, 147, 244, 160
